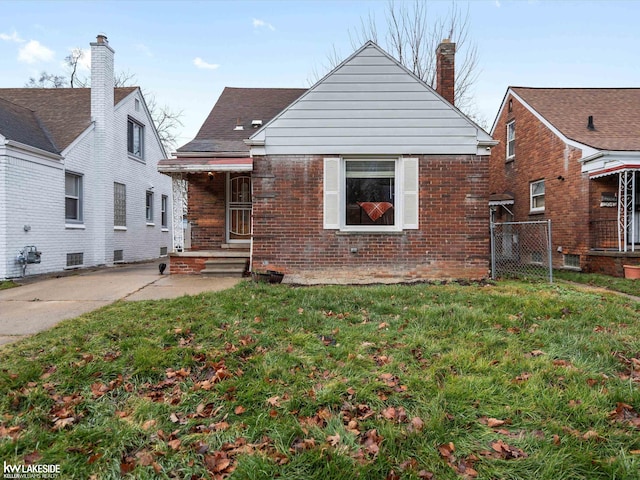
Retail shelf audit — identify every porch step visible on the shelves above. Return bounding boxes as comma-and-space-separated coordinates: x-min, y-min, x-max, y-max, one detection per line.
200, 258, 248, 277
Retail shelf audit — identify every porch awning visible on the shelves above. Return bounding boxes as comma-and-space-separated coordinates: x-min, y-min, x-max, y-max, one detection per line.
158, 157, 253, 173
488, 193, 514, 206
589, 164, 640, 179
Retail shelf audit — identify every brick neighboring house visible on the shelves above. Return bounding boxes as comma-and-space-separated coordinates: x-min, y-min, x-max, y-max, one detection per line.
489, 87, 640, 276
160, 40, 496, 282
0, 35, 171, 279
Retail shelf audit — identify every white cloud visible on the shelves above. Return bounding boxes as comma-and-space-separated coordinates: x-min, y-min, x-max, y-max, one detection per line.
494, 1, 501, 6
193, 57, 220, 70
0, 30, 24, 42
252, 18, 275, 31
18, 39, 54, 64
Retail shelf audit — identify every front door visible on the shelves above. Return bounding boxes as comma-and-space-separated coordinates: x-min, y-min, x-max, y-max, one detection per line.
226, 173, 252, 243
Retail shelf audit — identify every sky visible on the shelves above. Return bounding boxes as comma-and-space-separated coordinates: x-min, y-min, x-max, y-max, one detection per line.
1, 0, 639, 151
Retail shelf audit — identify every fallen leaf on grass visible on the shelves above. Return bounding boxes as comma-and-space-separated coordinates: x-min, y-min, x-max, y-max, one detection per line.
136, 450, 155, 466
234, 405, 246, 415
23, 451, 42, 464
490, 439, 528, 459
408, 416, 425, 432
327, 433, 341, 446
204, 451, 233, 475
608, 402, 640, 429
168, 439, 181, 451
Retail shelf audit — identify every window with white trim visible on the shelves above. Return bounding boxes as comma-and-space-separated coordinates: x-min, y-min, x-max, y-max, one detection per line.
530, 179, 545, 212
506, 121, 515, 160
65, 172, 83, 222
127, 118, 144, 158
323, 157, 419, 232
161, 195, 168, 228
114, 182, 126, 227
346, 160, 395, 226
146, 190, 154, 223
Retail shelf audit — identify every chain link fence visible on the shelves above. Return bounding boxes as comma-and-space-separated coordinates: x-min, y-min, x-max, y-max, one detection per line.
490, 220, 553, 282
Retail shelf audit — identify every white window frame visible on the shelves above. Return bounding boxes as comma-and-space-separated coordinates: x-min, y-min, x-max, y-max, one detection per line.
127, 117, 144, 159
161, 195, 168, 228
324, 156, 419, 233
114, 182, 127, 228
65, 172, 83, 223
146, 190, 154, 224
342, 158, 400, 232
506, 121, 515, 160
530, 179, 545, 213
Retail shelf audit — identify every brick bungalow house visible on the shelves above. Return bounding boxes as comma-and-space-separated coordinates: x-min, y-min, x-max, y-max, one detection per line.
0, 35, 171, 279
160, 41, 497, 283
489, 87, 640, 276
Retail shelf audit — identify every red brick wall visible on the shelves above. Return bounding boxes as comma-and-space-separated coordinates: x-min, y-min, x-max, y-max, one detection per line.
587, 253, 640, 277
168, 254, 206, 274
251, 154, 490, 281
186, 173, 226, 249
490, 94, 591, 269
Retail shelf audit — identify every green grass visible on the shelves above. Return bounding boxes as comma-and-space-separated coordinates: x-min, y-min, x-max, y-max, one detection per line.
0, 280, 18, 290
554, 269, 640, 297
1, 280, 639, 479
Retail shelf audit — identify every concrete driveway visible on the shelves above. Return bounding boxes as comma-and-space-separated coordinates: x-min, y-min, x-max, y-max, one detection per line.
0, 261, 241, 346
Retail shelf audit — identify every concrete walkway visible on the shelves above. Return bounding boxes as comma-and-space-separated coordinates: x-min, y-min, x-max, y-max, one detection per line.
0, 261, 241, 346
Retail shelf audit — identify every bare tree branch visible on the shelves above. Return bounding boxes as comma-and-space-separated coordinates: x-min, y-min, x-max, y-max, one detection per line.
65, 48, 88, 88
24, 59, 184, 151
315, 0, 485, 125
25, 72, 67, 88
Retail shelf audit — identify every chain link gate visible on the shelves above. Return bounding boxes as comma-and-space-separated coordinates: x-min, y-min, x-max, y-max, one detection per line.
490, 220, 553, 282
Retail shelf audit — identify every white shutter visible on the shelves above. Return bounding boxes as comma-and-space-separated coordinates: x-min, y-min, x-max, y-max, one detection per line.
402, 157, 419, 229
323, 157, 341, 229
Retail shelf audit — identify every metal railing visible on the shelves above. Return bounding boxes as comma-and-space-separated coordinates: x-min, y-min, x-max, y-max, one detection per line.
590, 219, 619, 250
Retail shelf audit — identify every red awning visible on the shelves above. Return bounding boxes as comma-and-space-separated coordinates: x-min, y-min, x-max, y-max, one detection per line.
158, 157, 252, 173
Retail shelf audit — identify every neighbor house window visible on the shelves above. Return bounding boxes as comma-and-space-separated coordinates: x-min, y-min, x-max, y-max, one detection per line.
65, 172, 83, 222
323, 157, 419, 232
66, 252, 83, 267
564, 254, 580, 268
127, 118, 144, 158
114, 182, 126, 227
146, 190, 154, 223
530, 180, 545, 212
506, 121, 515, 160
161, 195, 168, 228
345, 160, 396, 226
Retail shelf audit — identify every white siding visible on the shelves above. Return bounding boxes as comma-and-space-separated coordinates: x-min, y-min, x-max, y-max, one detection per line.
0, 90, 172, 279
258, 43, 482, 156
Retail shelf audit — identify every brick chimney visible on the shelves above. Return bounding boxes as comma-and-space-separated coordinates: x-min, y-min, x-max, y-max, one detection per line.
436, 39, 456, 105
90, 34, 115, 265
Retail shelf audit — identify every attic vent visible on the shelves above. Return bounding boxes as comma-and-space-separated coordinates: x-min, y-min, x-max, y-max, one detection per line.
234, 118, 244, 131
587, 115, 595, 131
252, 120, 263, 128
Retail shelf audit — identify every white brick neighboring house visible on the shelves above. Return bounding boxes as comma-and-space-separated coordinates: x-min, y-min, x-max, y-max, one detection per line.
0, 35, 171, 279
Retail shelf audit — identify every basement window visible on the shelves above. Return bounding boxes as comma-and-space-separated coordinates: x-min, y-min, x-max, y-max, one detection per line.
66, 252, 84, 267
563, 254, 580, 269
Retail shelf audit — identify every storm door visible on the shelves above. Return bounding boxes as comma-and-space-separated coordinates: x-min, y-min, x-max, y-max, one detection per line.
226, 173, 252, 243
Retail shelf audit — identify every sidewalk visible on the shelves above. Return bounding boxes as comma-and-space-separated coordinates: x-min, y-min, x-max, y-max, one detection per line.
0, 261, 241, 346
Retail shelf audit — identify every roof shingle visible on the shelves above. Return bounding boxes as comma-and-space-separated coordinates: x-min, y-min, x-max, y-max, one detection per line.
0, 87, 137, 151
178, 87, 307, 154
0, 97, 58, 154
512, 87, 640, 151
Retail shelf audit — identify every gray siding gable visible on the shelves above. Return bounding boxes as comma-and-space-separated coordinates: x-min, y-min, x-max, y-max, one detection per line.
250, 42, 493, 156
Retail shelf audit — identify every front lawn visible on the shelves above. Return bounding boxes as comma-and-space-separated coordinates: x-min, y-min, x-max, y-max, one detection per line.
0, 280, 18, 290
554, 270, 640, 297
1, 281, 638, 479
